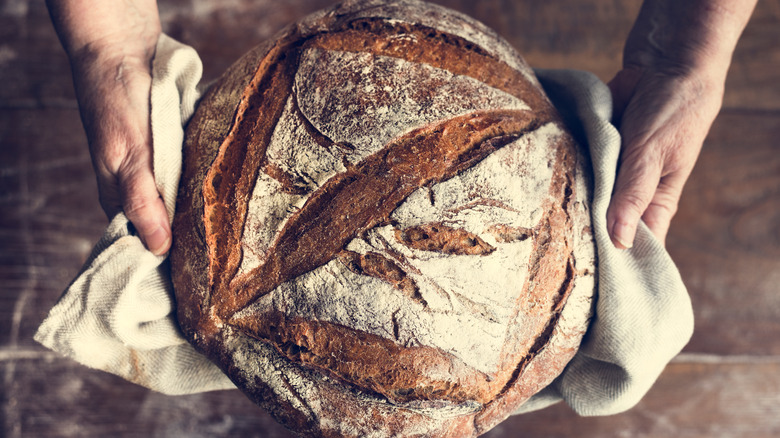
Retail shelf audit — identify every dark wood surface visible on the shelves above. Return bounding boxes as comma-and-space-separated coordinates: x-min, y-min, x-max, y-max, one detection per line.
2, 0, 779, 436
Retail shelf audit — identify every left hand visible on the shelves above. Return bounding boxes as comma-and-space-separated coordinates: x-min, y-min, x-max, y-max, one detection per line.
607, 64, 723, 248
606, 0, 757, 249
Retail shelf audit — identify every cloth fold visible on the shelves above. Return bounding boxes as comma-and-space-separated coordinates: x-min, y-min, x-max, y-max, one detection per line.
35, 34, 693, 414
526, 70, 694, 415
35, 35, 235, 395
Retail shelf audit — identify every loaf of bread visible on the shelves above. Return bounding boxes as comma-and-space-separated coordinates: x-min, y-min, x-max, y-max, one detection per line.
170, 0, 597, 436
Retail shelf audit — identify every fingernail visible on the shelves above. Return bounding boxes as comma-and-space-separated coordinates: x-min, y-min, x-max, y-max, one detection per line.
145, 225, 171, 256
612, 222, 634, 250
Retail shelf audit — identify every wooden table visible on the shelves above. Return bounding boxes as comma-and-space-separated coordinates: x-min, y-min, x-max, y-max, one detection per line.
2, 1, 779, 436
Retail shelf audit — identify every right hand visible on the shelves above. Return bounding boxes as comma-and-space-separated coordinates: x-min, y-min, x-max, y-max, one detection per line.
47, 0, 170, 255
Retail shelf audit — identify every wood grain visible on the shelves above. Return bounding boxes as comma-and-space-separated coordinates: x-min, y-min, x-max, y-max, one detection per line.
4, 358, 779, 437
668, 110, 780, 356
484, 360, 780, 438
2, 0, 779, 436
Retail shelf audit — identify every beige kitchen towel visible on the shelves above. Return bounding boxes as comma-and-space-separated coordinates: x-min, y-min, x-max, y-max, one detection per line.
516, 69, 694, 415
35, 34, 693, 415
35, 34, 235, 395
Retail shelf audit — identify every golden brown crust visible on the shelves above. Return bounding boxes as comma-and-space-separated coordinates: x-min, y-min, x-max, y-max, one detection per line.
171, 1, 596, 436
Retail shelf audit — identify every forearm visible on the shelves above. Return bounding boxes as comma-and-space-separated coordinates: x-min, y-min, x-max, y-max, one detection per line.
46, 0, 161, 65
606, 0, 757, 248
45, 1, 170, 254
627, 0, 757, 81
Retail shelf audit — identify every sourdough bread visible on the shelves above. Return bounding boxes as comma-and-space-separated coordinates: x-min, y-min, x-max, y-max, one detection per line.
171, 1, 597, 436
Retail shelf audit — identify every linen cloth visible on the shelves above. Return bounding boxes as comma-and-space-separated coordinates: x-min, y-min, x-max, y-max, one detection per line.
35, 34, 694, 415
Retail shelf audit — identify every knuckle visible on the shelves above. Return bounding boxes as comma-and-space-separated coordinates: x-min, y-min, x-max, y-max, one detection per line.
654, 181, 683, 215
118, 146, 153, 180
642, 205, 674, 236
642, 189, 681, 236
122, 196, 154, 218
622, 141, 664, 172
649, 200, 677, 221
90, 126, 151, 176
121, 185, 159, 220
617, 191, 649, 216
98, 142, 128, 170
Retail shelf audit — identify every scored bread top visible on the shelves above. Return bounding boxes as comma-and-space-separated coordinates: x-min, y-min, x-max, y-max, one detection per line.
171, 1, 596, 436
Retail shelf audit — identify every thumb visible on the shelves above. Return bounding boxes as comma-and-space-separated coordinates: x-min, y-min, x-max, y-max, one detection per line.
119, 164, 171, 256
607, 144, 663, 250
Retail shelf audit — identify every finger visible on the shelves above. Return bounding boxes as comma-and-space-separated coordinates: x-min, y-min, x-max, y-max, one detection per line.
118, 163, 171, 256
607, 143, 664, 250
640, 173, 687, 245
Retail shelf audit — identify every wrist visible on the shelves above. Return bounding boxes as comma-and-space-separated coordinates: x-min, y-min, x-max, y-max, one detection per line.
624, 0, 757, 84
69, 37, 157, 81
47, 0, 160, 71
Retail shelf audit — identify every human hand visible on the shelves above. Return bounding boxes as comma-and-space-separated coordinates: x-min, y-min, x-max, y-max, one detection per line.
607, 60, 723, 248
606, 0, 756, 249
47, 0, 170, 255
72, 47, 171, 255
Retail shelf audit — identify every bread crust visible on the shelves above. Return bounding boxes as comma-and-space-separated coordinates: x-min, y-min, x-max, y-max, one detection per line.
171, 1, 597, 436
